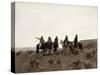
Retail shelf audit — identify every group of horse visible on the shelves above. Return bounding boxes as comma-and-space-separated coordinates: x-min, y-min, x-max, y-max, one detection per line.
36, 36, 58, 55
60, 40, 83, 55
36, 36, 83, 55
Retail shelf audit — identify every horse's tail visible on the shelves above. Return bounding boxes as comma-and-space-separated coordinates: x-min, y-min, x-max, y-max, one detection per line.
36, 44, 39, 54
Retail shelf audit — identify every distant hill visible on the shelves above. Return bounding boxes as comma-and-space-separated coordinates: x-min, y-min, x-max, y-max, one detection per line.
80, 39, 97, 49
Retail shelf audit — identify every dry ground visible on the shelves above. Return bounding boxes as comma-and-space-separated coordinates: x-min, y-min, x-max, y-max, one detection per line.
15, 48, 97, 73
15, 39, 97, 73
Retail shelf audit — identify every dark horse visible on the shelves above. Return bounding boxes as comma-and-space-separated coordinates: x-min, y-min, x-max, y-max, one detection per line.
73, 42, 83, 51
60, 40, 83, 55
53, 41, 58, 53
36, 42, 53, 55
36, 37, 59, 55
67, 41, 83, 55
60, 40, 74, 54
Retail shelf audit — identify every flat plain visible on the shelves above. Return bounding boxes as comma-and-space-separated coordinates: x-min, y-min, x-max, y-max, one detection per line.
15, 39, 97, 73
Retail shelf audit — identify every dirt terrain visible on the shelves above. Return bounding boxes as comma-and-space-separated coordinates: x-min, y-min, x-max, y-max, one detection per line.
15, 39, 97, 73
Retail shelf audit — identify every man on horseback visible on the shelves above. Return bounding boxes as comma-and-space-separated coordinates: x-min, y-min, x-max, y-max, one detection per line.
35, 36, 45, 45
47, 36, 53, 54
63, 35, 69, 54
64, 35, 68, 47
53, 36, 59, 53
73, 34, 78, 48
47, 36, 52, 43
35, 36, 45, 54
39, 36, 45, 44
73, 34, 83, 53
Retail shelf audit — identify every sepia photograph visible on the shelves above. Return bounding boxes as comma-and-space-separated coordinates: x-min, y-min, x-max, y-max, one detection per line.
11, 2, 98, 73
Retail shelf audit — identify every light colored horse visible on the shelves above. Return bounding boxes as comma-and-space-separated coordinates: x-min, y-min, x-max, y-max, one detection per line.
60, 40, 69, 54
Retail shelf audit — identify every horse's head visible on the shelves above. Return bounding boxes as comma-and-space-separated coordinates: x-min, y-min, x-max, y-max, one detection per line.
60, 39, 63, 44
59, 39, 65, 48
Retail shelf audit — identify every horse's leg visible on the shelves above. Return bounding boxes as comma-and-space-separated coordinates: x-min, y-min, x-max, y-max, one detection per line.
42, 49, 45, 55
69, 47, 72, 56
54, 48, 56, 53
46, 49, 47, 54
45, 49, 47, 55
55, 47, 57, 53
49, 49, 51, 54
63, 47, 65, 54
81, 48, 83, 52
68, 47, 71, 56
70, 47, 74, 56
64, 47, 66, 55
63, 46, 65, 54
67, 47, 69, 55
36, 44, 39, 54
68, 48, 71, 55
65, 47, 68, 55
42, 49, 44, 55
54, 48, 55, 53
62, 47, 64, 54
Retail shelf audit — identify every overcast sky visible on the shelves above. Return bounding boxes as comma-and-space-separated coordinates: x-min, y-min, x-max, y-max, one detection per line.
15, 2, 97, 48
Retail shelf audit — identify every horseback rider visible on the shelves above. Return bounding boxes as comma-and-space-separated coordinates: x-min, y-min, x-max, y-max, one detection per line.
47, 36, 53, 53
53, 36, 59, 53
55, 36, 58, 42
35, 36, 45, 45
64, 35, 68, 47
73, 34, 78, 48
47, 36, 52, 43
74, 34, 78, 43
35, 36, 45, 54
40, 36, 45, 44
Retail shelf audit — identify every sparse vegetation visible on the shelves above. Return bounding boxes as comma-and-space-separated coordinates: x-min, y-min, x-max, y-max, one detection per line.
48, 59, 54, 65
56, 59, 61, 65
15, 39, 97, 73
84, 62, 93, 69
71, 60, 82, 69
86, 52, 93, 60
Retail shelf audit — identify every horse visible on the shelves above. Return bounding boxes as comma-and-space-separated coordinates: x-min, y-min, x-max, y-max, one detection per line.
36, 42, 53, 55
60, 40, 68, 54
60, 40, 74, 55
73, 42, 83, 52
61, 40, 82, 55
45, 42, 53, 54
36, 40, 59, 55
53, 41, 58, 53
